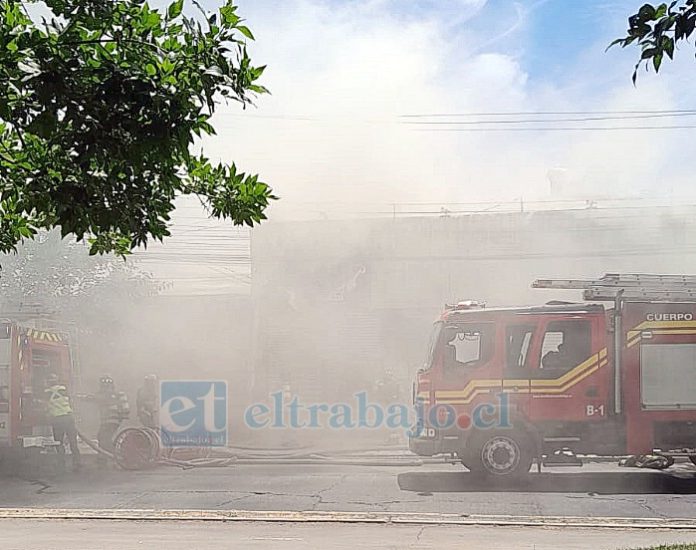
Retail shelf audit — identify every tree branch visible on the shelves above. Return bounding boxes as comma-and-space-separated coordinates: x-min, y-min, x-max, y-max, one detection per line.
58, 38, 165, 54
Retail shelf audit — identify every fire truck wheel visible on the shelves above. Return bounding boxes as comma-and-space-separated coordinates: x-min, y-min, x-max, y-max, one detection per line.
466, 430, 533, 478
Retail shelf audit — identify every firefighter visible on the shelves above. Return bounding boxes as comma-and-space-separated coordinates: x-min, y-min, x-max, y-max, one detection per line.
44, 373, 81, 470
136, 374, 159, 429
94, 375, 130, 457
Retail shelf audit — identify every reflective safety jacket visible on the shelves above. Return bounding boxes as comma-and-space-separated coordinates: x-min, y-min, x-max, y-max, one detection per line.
45, 384, 73, 417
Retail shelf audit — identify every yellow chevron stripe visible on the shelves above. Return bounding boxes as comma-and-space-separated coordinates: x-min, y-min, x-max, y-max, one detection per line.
631, 320, 696, 332
531, 363, 603, 394
440, 371, 604, 404
434, 350, 608, 404
529, 351, 603, 387
628, 321, 696, 341
435, 380, 500, 399
627, 326, 696, 347
650, 329, 696, 336
440, 387, 496, 405
435, 348, 605, 399
26, 329, 62, 342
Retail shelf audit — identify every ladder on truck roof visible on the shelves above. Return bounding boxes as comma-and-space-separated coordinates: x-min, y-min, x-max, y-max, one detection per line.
533, 273, 696, 302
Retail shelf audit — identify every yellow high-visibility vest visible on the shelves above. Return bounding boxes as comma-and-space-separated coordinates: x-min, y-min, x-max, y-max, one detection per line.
45, 385, 73, 417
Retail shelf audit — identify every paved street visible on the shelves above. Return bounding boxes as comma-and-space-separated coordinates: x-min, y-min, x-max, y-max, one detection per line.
3, 519, 696, 550
3, 459, 696, 519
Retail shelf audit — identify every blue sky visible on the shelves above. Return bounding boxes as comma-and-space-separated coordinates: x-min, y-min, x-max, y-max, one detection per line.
148, 0, 654, 94
522, 0, 627, 79
229, 0, 650, 97
184, 0, 695, 209
224, 0, 684, 111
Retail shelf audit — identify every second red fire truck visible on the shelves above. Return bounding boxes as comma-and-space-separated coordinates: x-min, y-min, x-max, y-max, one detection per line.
409, 273, 696, 477
0, 321, 73, 456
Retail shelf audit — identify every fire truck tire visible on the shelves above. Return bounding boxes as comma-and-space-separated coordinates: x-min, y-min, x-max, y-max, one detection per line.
464, 430, 534, 478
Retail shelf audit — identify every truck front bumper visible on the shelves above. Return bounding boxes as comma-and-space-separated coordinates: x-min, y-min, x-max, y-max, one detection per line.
409, 429, 462, 457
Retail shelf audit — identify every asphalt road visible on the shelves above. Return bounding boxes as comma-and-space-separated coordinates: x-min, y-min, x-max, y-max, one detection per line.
3, 459, 696, 519
3, 519, 696, 550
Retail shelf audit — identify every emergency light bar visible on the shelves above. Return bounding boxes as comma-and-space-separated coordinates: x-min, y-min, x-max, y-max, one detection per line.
445, 300, 486, 311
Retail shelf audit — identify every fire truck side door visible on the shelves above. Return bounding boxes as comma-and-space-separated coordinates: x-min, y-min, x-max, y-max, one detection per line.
503, 323, 536, 420
529, 316, 608, 423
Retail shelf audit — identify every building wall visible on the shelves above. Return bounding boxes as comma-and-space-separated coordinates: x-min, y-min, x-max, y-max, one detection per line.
251, 204, 696, 401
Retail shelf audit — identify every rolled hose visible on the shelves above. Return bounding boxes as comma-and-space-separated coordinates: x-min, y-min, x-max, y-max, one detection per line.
77, 427, 233, 470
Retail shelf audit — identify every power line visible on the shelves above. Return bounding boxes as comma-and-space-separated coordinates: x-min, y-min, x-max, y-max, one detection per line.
416, 125, 696, 132
213, 109, 696, 123
401, 113, 696, 125
399, 109, 696, 118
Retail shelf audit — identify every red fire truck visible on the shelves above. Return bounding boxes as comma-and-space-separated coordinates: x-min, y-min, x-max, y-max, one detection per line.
409, 274, 696, 477
0, 321, 73, 453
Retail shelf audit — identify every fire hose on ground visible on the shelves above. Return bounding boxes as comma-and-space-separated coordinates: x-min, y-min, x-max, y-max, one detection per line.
79, 427, 677, 472
76, 428, 425, 470
77, 428, 236, 470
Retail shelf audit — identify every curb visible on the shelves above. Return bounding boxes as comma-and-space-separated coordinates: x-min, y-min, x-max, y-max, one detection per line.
1, 509, 696, 529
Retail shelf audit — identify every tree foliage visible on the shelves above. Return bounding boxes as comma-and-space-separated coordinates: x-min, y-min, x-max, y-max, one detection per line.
610, 1, 696, 82
0, 0, 275, 257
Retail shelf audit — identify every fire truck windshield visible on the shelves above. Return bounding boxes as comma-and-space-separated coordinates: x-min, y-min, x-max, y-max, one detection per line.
422, 321, 443, 371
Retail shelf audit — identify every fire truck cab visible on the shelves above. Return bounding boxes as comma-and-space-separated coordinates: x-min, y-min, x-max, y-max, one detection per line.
409, 274, 696, 477
0, 322, 73, 453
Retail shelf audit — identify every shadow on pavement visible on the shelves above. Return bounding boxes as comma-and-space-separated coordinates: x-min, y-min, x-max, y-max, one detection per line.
397, 470, 696, 494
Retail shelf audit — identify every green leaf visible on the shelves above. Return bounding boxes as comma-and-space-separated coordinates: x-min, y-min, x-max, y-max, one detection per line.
220, 5, 240, 26
161, 58, 175, 73
168, 0, 184, 20
653, 51, 663, 71
237, 25, 254, 40
248, 84, 269, 94
638, 4, 657, 20
606, 38, 625, 51
145, 63, 157, 76
663, 35, 675, 58
640, 47, 657, 59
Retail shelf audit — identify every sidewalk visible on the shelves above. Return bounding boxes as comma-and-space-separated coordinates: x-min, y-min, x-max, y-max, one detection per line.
2, 518, 696, 550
